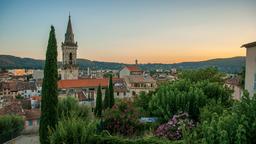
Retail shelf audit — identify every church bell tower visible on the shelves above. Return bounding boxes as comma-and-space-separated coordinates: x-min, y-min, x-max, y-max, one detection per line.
61, 14, 79, 80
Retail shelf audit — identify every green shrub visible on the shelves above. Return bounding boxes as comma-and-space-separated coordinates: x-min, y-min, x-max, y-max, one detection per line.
57, 96, 91, 120
199, 91, 256, 143
49, 116, 97, 144
197, 81, 232, 105
149, 80, 207, 122
102, 99, 143, 136
133, 91, 154, 116
179, 67, 225, 83
0, 115, 24, 143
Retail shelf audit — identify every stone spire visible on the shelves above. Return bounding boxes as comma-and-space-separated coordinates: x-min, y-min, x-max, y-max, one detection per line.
64, 14, 75, 44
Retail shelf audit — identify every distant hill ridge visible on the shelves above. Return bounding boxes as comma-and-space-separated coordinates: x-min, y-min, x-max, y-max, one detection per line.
0, 55, 245, 73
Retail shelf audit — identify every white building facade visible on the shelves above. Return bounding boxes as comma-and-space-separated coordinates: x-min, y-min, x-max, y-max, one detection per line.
242, 41, 256, 97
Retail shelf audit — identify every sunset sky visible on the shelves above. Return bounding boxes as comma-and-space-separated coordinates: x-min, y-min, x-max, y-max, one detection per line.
0, 0, 255, 64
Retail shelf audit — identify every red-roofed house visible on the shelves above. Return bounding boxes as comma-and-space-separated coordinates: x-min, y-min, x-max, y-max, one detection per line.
58, 78, 129, 106
119, 65, 143, 78
119, 63, 156, 96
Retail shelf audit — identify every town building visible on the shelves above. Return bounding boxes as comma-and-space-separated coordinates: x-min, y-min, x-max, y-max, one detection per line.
0, 81, 40, 99
32, 70, 44, 80
61, 15, 79, 80
0, 100, 41, 134
119, 63, 157, 96
242, 41, 256, 97
58, 78, 129, 106
123, 75, 156, 96
0, 71, 11, 82
119, 65, 144, 78
23, 109, 41, 133
9, 69, 26, 76
54, 16, 156, 106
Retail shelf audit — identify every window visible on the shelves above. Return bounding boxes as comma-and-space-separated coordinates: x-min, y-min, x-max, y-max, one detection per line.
117, 92, 119, 96
123, 92, 126, 96
69, 53, 73, 64
28, 120, 33, 126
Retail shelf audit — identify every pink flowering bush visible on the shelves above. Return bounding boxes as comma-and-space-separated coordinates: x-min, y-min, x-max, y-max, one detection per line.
154, 112, 195, 140
102, 100, 143, 136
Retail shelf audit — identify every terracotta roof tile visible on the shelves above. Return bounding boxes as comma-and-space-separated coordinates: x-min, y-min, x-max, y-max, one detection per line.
31, 96, 41, 101
125, 66, 142, 72
124, 75, 155, 83
0, 101, 25, 115
58, 78, 123, 89
58, 79, 108, 89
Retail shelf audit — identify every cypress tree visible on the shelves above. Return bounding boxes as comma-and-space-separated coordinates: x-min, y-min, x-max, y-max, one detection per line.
103, 87, 110, 109
39, 26, 58, 144
109, 75, 114, 108
94, 85, 102, 117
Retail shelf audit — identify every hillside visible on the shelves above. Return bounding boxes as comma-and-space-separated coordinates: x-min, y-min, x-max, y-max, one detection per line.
0, 55, 245, 73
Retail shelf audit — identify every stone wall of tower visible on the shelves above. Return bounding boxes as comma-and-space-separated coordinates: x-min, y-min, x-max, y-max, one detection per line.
61, 66, 79, 80
62, 45, 77, 65
61, 15, 79, 80
61, 44, 79, 80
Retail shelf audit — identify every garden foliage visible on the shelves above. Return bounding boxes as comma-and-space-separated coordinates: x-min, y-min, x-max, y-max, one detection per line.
0, 115, 24, 143
154, 112, 195, 140
102, 100, 142, 136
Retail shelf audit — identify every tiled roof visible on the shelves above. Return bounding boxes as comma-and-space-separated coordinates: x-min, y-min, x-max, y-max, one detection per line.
0, 82, 8, 90
124, 75, 156, 83
58, 78, 126, 90
241, 41, 256, 48
0, 72, 9, 78
0, 101, 25, 115
0, 81, 37, 91
0, 101, 41, 120
31, 96, 41, 101
58, 79, 109, 89
113, 78, 127, 92
125, 66, 142, 72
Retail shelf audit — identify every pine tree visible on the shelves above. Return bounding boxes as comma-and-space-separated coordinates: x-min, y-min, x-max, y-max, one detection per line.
39, 26, 58, 144
109, 75, 114, 108
103, 87, 110, 110
94, 85, 102, 117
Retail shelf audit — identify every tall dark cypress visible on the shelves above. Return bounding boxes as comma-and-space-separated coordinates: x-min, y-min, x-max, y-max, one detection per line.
39, 26, 58, 144
103, 87, 110, 110
94, 85, 102, 117
109, 75, 114, 108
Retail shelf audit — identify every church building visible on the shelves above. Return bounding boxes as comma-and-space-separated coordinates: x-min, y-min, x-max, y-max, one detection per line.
61, 15, 79, 80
